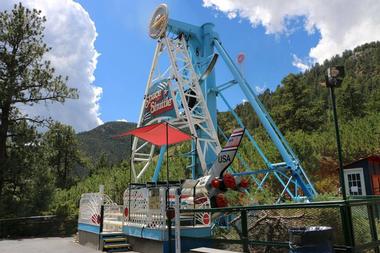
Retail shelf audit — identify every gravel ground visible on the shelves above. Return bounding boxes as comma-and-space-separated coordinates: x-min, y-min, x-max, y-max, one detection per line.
0, 237, 102, 253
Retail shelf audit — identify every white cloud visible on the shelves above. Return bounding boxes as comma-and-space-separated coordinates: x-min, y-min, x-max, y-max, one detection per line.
255, 85, 266, 94
203, 0, 380, 63
116, 119, 129, 123
1, 0, 103, 132
292, 54, 311, 72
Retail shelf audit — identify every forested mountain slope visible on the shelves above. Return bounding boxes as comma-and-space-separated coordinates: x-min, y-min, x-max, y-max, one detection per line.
77, 121, 136, 165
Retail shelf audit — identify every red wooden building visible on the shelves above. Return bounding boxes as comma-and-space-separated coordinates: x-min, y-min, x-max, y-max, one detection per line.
343, 155, 380, 196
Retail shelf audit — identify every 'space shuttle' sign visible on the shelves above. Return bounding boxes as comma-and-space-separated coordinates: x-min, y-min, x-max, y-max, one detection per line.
142, 79, 176, 125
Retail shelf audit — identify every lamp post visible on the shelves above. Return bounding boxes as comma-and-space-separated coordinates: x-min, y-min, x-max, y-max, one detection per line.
323, 66, 346, 200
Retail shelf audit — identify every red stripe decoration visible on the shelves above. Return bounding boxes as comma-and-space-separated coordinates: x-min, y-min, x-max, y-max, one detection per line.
221, 147, 238, 152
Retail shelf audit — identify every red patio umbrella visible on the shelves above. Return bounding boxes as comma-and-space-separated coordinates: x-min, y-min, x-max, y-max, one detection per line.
118, 122, 192, 146
118, 122, 192, 190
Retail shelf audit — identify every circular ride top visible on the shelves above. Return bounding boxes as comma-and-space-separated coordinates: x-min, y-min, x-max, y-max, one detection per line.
130, 4, 317, 202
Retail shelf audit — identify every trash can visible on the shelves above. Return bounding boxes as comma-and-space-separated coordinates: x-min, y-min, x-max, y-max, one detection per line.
289, 226, 334, 253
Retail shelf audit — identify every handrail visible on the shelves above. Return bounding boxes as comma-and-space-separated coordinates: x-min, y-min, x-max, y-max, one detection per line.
179, 197, 380, 213
0, 215, 56, 222
180, 200, 344, 213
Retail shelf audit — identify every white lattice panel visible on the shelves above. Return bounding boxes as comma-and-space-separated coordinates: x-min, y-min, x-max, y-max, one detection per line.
123, 185, 212, 228
79, 193, 117, 226
124, 188, 149, 227
79, 193, 102, 225
124, 187, 168, 229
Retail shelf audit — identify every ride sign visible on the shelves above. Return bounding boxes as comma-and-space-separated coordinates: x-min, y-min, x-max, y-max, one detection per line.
142, 79, 176, 125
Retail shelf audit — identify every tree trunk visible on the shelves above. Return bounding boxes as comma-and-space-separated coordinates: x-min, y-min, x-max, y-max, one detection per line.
64, 146, 68, 188
0, 103, 11, 195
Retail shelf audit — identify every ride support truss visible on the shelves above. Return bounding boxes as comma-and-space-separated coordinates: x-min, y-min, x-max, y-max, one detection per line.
131, 34, 221, 182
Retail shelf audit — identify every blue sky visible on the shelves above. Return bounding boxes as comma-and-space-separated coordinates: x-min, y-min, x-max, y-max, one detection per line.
4, 0, 378, 131
76, 0, 320, 124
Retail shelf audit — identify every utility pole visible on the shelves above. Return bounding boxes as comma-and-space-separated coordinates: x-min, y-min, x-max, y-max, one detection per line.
323, 66, 346, 200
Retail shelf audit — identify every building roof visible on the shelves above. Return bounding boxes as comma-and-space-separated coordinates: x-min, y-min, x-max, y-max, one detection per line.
343, 155, 380, 168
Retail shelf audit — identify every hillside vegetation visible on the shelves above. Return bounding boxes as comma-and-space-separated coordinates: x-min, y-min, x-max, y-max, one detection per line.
77, 121, 136, 166
227, 41, 380, 132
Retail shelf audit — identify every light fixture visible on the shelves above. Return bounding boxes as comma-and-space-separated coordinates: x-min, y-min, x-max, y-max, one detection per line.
149, 4, 169, 40
325, 66, 345, 87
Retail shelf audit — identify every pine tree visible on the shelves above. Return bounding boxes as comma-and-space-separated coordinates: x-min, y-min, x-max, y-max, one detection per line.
0, 4, 77, 194
43, 122, 82, 188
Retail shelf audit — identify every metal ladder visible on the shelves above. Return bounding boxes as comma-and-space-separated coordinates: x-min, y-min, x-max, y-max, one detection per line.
164, 35, 221, 174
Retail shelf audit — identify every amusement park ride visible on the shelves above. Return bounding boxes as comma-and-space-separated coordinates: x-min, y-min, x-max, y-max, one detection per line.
78, 4, 318, 253
130, 4, 316, 202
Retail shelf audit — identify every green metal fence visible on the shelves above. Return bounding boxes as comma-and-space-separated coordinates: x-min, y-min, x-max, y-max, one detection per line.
0, 215, 77, 238
178, 197, 380, 253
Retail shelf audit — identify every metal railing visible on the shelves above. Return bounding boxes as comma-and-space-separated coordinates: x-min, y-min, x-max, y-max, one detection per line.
178, 197, 380, 253
123, 184, 212, 230
0, 215, 76, 238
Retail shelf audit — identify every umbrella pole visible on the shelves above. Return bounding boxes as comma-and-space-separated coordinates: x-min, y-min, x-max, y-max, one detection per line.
166, 122, 169, 189
166, 122, 172, 253
128, 135, 132, 221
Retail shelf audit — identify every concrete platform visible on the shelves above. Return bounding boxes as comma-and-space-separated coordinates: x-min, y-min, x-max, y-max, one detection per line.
0, 237, 140, 253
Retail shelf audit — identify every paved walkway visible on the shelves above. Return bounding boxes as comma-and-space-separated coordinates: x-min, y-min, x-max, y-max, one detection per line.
0, 237, 138, 253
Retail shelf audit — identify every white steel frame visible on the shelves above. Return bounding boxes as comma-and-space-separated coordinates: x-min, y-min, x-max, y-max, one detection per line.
131, 35, 221, 182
